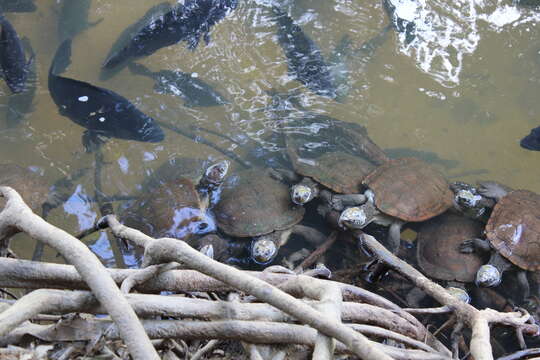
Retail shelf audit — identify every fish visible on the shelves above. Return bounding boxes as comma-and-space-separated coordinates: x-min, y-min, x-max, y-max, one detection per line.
0, 0, 35, 12
48, 39, 165, 151
128, 62, 229, 107
102, 0, 237, 71
6, 37, 36, 126
328, 26, 391, 101
382, 0, 416, 45
272, 6, 336, 99
385, 147, 459, 169
57, 0, 103, 41
520, 126, 540, 151
0, 15, 33, 93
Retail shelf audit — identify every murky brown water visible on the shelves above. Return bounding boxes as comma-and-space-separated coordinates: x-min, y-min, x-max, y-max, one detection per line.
1, 0, 540, 264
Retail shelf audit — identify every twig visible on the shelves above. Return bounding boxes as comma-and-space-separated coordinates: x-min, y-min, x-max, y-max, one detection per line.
0, 187, 158, 360
120, 262, 180, 294
191, 340, 220, 360
293, 231, 338, 273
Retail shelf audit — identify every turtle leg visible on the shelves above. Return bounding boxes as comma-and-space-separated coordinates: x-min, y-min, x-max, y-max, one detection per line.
459, 238, 490, 254
328, 193, 367, 211
386, 220, 404, 254
477, 181, 512, 201
291, 224, 327, 246
517, 270, 531, 300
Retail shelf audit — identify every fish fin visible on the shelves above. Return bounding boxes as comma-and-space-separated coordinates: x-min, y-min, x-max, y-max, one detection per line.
87, 17, 104, 28
50, 39, 72, 76
82, 130, 108, 153
127, 62, 154, 78
186, 34, 200, 51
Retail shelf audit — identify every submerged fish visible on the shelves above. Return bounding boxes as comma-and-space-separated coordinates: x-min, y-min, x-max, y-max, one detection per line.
48, 40, 164, 151
382, 0, 416, 45
103, 0, 237, 71
6, 37, 36, 126
0, 16, 33, 93
0, 0, 35, 12
520, 126, 540, 151
272, 6, 336, 99
128, 62, 228, 107
57, 0, 103, 41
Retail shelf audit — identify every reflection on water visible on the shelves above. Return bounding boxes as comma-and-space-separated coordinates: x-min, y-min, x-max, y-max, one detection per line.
0, 0, 539, 264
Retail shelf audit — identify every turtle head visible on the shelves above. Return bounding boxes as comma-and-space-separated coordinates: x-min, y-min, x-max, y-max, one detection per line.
204, 160, 230, 187
446, 287, 470, 304
338, 206, 368, 229
475, 265, 501, 287
291, 184, 313, 205
251, 237, 278, 264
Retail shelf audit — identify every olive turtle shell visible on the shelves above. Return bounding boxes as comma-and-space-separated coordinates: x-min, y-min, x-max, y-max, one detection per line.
363, 158, 453, 222
0, 163, 49, 213
121, 158, 210, 239
486, 190, 540, 271
214, 169, 305, 237
291, 151, 375, 194
417, 213, 485, 282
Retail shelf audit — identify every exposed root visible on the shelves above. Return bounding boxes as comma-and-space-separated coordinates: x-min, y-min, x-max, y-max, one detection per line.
0, 187, 158, 359
359, 232, 539, 360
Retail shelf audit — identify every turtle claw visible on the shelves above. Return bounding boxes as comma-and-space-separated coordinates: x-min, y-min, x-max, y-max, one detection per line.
459, 239, 475, 253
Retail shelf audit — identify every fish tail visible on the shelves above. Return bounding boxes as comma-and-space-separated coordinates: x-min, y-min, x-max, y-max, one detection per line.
49, 39, 72, 76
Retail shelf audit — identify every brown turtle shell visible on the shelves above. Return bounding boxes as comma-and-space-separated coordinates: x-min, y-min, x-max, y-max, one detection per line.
417, 213, 485, 282
291, 151, 375, 194
0, 163, 49, 213
363, 158, 453, 222
121, 158, 209, 239
486, 190, 540, 271
215, 169, 305, 237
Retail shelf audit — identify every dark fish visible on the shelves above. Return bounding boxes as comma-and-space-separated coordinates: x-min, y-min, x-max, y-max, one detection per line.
272, 6, 336, 98
0, 16, 33, 93
520, 126, 540, 151
382, 0, 416, 45
6, 37, 36, 126
57, 0, 103, 41
385, 147, 459, 169
0, 0, 35, 12
128, 62, 228, 107
102, 0, 237, 71
48, 39, 165, 151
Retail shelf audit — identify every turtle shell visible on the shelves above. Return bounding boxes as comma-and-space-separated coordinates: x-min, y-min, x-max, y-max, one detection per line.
0, 163, 49, 213
121, 158, 211, 239
363, 158, 453, 222
214, 169, 305, 237
291, 151, 375, 194
417, 213, 485, 282
485, 190, 540, 271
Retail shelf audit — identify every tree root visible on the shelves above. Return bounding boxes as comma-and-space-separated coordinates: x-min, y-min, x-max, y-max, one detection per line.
0, 187, 158, 359
359, 232, 539, 360
3, 319, 451, 360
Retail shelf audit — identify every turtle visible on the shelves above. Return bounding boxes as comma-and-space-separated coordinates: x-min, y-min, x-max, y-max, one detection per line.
214, 168, 325, 264
409, 213, 486, 305
279, 111, 388, 208
120, 158, 229, 241
338, 158, 454, 254
459, 181, 540, 300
